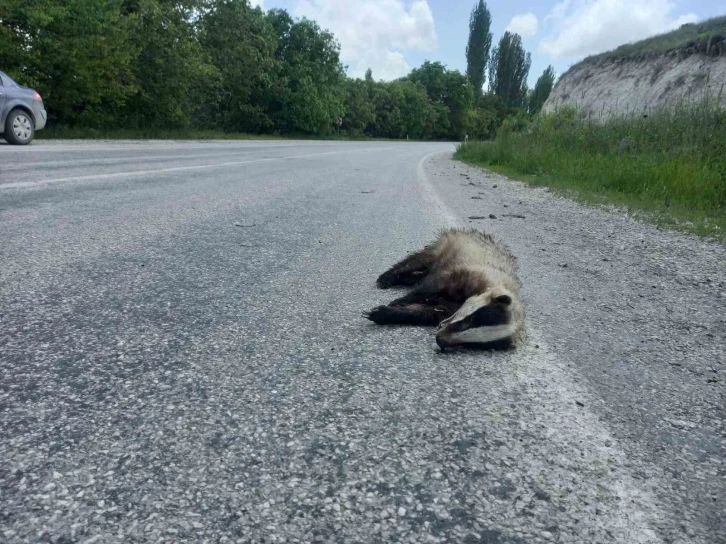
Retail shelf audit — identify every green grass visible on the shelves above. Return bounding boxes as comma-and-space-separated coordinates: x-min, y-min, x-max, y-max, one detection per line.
455, 103, 726, 239
582, 15, 726, 64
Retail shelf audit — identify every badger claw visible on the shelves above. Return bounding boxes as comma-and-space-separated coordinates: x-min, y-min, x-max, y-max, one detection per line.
376, 275, 395, 289
364, 305, 391, 323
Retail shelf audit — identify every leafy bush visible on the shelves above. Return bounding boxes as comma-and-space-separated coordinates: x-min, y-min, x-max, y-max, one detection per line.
497, 109, 530, 136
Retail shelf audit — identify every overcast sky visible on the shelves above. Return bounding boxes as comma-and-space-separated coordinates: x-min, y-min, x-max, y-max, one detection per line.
252, 0, 721, 86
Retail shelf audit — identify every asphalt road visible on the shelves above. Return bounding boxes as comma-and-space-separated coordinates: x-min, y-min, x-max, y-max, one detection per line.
1, 140, 724, 544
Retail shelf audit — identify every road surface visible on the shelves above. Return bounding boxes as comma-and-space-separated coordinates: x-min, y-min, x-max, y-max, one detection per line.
1, 140, 724, 543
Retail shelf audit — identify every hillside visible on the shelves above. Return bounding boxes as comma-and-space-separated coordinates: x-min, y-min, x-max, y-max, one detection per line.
542, 16, 726, 117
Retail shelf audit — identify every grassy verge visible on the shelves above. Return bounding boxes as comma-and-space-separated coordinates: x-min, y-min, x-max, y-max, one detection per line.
455, 103, 726, 239
584, 15, 726, 64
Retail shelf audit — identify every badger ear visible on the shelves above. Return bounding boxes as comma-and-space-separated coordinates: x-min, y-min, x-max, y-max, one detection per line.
494, 294, 512, 306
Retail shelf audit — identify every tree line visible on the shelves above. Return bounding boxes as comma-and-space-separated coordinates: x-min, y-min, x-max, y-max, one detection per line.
0, 0, 556, 139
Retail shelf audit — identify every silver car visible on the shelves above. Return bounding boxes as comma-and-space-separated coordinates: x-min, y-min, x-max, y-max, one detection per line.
0, 70, 47, 145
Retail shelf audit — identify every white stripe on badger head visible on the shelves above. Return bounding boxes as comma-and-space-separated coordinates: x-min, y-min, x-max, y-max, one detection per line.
449, 323, 518, 344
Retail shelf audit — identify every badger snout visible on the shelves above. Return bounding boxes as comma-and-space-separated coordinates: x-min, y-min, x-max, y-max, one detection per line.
435, 331, 452, 349
436, 316, 453, 332
436, 320, 467, 349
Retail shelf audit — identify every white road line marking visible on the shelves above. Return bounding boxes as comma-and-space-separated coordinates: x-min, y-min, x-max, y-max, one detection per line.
416, 150, 460, 228
0, 150, 361, 190
0, 141, 318, 153
511, 330, 665, 544
418, 151, 664, 543
0, 150, 277, 170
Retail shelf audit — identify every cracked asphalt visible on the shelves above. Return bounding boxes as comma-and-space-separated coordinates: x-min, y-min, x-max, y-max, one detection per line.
1, 140, 724, 543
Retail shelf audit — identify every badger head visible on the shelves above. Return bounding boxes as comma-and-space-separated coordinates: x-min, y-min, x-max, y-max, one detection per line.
435, 288, 521, 350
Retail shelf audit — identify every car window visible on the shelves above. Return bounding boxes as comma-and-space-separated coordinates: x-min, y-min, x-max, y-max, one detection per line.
0, 73, 18, 87
0, 74, 4, 86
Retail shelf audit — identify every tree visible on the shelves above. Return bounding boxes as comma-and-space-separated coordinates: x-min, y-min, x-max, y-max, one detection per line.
0, 1, 535, 139
199, 0, 275, 132
489, 31, 531, 110
370, 83, 403, 138
466, 92, 505, 140
342, 78, 375, 135
397, 80, 438, 139
528, 65, 556, 114
0, 0, 139, 126
465, 0, 492, 95
125, 0, 216, 129
408, 61, 474, 139
265, 11, 346, 134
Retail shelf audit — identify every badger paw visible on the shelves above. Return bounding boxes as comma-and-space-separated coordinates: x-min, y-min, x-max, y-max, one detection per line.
364, 305, 396, 324
375, 273, 397, 289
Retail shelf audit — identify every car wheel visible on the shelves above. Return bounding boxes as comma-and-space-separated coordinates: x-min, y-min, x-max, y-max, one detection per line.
4, 109, 35, 145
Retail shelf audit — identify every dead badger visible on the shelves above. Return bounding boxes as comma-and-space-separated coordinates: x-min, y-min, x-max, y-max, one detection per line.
365, 228, 524, 350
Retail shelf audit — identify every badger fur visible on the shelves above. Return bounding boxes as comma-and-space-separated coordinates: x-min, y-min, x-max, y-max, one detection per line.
365, 228, 524, 350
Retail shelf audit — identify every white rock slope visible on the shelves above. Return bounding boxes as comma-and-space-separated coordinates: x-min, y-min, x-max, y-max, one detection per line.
543, 52, 726, 118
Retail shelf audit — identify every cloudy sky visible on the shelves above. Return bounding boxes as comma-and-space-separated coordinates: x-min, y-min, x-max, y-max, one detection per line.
253, 0, 720, 86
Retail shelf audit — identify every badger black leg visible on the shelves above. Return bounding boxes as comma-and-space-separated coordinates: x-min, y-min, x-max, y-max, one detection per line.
365, 303, 453, 326
367, 274, 461, 326
388, 289, 440, 307
376, 250, 433, 289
